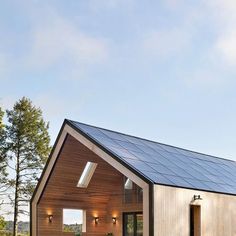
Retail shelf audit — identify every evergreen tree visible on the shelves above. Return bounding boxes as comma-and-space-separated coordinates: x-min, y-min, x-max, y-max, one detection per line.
5, 97, 51, 236
0, 107, 7, 206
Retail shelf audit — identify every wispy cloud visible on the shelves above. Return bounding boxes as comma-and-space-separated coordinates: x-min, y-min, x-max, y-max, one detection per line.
206, 0, 236, 17
142, 28, 191, 59
0, 2, 110, 81
140, 0, 236, 86
204, 0, 236, 67
215, 31, 236, 66
24, 7, 109, 73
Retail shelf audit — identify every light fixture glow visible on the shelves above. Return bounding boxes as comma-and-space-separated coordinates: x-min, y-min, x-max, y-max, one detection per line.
48, 215, 53, 223
94, 217, 99, 224
77, 162, 97, 188
112, 217, 116, 224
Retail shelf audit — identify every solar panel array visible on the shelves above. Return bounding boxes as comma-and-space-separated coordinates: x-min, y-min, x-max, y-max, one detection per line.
70, 120, 236, 195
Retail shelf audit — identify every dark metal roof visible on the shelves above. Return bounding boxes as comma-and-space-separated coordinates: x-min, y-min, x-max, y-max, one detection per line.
69, 120, 236, 195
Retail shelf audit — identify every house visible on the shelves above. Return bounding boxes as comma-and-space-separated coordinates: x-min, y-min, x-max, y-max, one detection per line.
31, 120, 236, 236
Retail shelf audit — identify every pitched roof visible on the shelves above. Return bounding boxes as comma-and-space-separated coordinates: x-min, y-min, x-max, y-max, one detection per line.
69, 120, 236, 195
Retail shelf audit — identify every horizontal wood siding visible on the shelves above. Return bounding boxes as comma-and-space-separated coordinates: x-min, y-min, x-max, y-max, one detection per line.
154, 184, 236, 236
37, 135, 142, 236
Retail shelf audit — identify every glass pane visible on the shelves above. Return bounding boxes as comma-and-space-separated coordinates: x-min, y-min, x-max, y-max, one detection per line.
124, 213, 143, 236
136, 214, 143, 236
63, 209, 83, 234
136, 186, 143, 203
123, 177, 143, 204
124, 214, 134, 236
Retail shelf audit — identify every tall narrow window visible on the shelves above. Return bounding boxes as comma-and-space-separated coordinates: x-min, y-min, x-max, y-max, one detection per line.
124, 177, 133, 203
123, 177, 143, 204
77, 162, 97, 188
190, 205, 201, 236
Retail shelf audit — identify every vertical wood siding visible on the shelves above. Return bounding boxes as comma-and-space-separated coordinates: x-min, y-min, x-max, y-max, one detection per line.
154, 185, 236, 236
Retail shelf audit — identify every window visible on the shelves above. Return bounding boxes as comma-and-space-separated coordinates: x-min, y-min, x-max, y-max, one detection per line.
63, 209, 86, 234
77, 162, 97, 188
123, 177, 143, 204
125, 178, 133, 190
124, 178, 133, 203
190, 205, 201, 236
123, 212, 143, 236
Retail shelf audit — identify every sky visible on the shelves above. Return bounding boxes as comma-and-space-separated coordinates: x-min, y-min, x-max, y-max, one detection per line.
63, 209, 83, 225
1, 0, 236, 163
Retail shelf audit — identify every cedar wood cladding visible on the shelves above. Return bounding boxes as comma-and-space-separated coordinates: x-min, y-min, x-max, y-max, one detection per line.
37, 135, 142, 236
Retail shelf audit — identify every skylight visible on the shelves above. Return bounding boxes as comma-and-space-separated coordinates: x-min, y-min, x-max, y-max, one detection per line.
77, 162, 97, 188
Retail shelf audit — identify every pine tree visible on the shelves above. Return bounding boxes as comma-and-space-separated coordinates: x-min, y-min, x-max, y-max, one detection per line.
5, 97, 51, 236
0, 107, 7, 206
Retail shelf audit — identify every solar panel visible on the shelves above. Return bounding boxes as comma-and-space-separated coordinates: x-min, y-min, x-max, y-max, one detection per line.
70, 120, 236, 195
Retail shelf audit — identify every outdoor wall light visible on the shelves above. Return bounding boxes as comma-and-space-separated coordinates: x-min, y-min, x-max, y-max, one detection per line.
112, 217, 117, 224
48, 214, 53, 223
193, 195, 203, 201
94, 217, 99, 224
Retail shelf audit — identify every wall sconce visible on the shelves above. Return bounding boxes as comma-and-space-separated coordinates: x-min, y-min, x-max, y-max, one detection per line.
193, 195, 202, 201
48, 215, 53, 223
112, 217, 116, 224
94, 217, 99, 224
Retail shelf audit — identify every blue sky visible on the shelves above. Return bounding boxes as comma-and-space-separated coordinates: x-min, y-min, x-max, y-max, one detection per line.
1, 0, 236, 164
63, 209, 83, 225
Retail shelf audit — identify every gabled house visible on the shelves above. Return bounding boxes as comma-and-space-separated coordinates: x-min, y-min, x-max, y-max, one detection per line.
31, 120, 236, 236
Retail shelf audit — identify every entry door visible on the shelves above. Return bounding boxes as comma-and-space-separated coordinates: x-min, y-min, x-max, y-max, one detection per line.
190, 205, 201, 236
123, 212, 143, 236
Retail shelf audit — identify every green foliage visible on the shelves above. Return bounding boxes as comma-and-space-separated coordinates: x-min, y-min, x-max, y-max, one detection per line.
6, 97, 51, 194
0, 108, 4, 129
2, 221, 29, 235
0, 107, 7, 207
0, 232, 29, 236
63, 224, 82, 234
0, 107, 6, 164
0, 232, 13, 236
4, 97, 51, 235
63, 225, 74, 232
6, 97, 51, 168
0, 216, 6, 230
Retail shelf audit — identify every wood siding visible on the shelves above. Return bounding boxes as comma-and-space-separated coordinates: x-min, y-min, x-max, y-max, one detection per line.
37, 135, 142, 236
154, 185, 236, 236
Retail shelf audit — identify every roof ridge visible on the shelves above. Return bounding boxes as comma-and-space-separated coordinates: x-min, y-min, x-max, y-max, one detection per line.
67, 119, 236, 164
